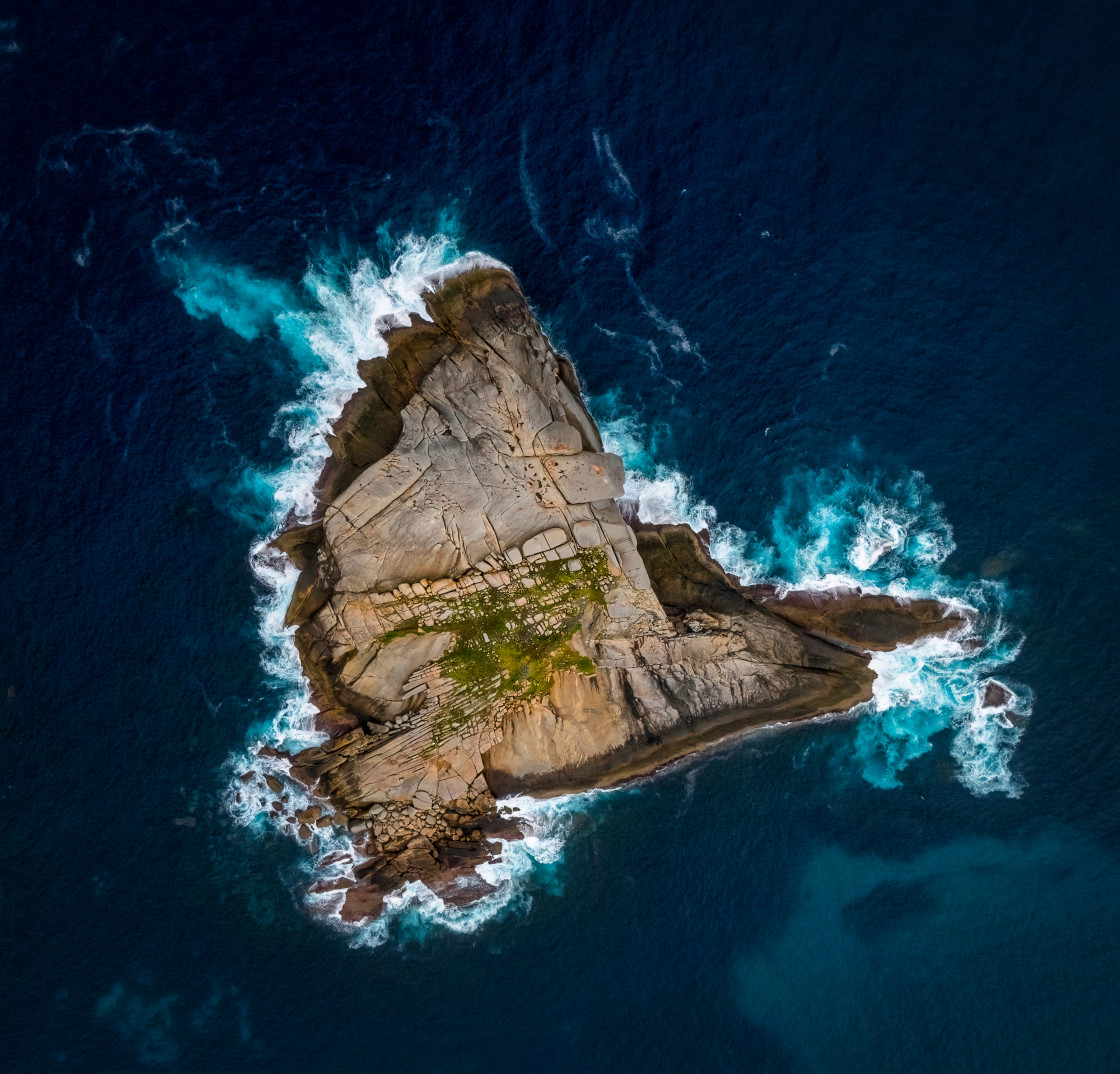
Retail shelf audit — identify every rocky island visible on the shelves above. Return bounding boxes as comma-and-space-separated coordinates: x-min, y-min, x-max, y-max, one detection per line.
252, 264, 964, 922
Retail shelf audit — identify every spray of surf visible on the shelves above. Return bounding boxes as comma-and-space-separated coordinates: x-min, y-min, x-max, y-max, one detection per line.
159, 226, 597, 945
166, 223, 1027, 946
599, 410, 1029, 797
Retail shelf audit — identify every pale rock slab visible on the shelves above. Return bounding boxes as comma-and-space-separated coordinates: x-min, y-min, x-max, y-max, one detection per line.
534, 419, 583, 456
543, 451, 626, 504
572, 520, 604, 548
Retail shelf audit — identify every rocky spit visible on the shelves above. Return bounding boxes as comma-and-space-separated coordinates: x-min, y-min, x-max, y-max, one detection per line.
236, 265, 965, 923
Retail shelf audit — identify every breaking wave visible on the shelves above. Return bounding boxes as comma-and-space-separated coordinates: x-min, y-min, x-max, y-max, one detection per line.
162, 225, 597, 945
600, 411, 1029, 797
167, 224, 1027, 946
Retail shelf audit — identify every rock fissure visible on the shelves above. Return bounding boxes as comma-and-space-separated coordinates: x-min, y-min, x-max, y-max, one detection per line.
249, 265, 967, 922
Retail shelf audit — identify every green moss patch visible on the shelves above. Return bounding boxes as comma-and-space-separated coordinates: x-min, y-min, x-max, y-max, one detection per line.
370, 546, 614, 746
377, 617, 421, 644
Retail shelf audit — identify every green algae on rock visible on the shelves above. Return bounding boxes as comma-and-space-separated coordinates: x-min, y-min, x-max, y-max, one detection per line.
265, 265, 964, 922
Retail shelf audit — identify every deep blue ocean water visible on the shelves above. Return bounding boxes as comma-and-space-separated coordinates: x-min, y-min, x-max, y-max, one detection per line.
3, 0, 1120, 1069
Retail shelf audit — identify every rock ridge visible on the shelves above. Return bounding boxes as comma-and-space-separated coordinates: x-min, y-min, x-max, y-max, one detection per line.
245, 265, 965, 922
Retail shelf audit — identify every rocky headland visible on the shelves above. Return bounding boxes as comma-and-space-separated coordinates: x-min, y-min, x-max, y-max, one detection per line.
243, 264, 965, 922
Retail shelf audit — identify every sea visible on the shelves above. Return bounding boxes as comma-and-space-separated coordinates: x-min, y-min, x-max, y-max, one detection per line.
3, 0, 1119, 1069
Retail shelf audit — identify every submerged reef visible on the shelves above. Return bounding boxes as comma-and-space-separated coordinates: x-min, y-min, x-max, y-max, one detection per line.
243, 266, 964, 922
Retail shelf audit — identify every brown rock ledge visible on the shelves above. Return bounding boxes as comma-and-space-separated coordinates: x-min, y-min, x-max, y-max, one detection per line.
261, 264, 964, 922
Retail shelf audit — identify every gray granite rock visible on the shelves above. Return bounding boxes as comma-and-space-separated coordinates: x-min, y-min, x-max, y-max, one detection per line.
275, 265, 963, 920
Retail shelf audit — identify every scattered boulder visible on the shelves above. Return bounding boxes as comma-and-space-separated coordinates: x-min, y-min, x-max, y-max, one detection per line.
982, 679, 1014, 709
543, 452, 625, 503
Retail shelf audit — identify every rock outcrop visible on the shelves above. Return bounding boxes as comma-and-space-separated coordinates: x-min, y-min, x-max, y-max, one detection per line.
263, 265, 964, 921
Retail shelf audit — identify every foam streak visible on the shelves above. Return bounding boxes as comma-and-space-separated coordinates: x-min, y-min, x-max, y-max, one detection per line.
599, 409, 1028, 795
171, 229, 592, 944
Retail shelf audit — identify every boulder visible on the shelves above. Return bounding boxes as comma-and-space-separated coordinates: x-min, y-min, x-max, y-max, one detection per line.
534, 420, 583, 456
982, 679, 1014, 709
543, 452, 626, 504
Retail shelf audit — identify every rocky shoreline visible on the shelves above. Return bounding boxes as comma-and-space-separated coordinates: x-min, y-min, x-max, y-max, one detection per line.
239, 264, 967, 923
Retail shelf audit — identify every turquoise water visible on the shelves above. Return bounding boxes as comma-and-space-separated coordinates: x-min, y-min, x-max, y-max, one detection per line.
3, 0, 1119, 1068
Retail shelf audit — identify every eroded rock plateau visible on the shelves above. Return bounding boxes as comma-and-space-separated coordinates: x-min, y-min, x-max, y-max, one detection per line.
261, 265, 963, 921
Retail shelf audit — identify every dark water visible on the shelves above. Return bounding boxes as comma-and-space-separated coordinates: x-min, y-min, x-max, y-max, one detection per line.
3, 1, 1120, 1069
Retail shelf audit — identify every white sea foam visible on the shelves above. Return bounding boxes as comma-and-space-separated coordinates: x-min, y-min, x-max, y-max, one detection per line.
859, 628, 1028, 796
182, 225, 1025, 946
585, 129, 704, 367
520, 124, 560, 257
592, 129, 638, 203
170, 229, 594, 945
600, 407, 1028, 796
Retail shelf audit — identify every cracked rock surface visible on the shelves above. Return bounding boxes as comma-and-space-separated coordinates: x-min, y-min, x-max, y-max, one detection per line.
268, 266, 963, 920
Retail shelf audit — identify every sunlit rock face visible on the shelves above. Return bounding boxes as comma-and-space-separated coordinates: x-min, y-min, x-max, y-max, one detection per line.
273, 266, 962, 921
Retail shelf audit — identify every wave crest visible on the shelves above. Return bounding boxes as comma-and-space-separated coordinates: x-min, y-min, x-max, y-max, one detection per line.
600, 410, 1028, 796
173, 229, 1028, 947
166, 229, 594, 945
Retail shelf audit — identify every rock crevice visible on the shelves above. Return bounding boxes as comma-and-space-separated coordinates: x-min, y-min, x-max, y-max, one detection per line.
258, 266, 964, 920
